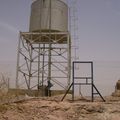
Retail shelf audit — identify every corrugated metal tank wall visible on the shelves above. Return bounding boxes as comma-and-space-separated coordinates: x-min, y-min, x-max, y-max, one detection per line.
29, 0, 68, 32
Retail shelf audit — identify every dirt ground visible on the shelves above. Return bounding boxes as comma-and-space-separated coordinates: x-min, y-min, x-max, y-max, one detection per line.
0, 95, 120, 120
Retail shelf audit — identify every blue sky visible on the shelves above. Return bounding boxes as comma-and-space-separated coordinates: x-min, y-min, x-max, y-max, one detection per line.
79, 0, 120, 61
0, 0, 120, 95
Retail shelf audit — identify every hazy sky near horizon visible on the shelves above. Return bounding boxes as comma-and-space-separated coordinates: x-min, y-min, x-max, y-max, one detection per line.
0, 0, 120, 95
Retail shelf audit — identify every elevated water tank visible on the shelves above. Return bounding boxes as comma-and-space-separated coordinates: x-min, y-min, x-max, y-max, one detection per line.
29, 0, 68, 32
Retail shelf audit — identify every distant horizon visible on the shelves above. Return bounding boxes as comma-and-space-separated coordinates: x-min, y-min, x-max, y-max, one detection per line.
0, 60, 120, 96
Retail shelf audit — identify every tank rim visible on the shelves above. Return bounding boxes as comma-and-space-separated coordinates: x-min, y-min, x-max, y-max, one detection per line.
31, 0, 68, 8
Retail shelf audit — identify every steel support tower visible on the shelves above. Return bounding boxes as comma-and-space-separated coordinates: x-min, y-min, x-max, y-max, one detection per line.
16, 31, 71, 93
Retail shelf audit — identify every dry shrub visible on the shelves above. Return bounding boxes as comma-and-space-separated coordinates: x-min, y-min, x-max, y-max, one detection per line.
0, 73, 9, 95
0, 73, 10, 103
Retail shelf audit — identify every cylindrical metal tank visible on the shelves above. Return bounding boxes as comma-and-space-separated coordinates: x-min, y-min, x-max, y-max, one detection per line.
29, 0, 68, 32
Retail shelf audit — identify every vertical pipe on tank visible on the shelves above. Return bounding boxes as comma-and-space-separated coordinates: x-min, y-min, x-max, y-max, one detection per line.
38, 0, 43, 91
48, 0, 52, 96
40, 0, 45, 96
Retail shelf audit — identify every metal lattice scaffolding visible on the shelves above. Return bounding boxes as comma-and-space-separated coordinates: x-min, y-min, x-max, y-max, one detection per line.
16, 31, 71, 94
